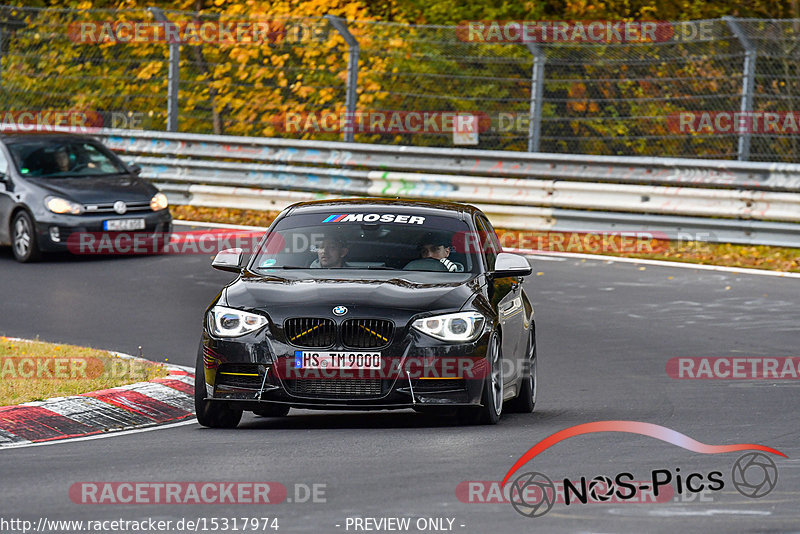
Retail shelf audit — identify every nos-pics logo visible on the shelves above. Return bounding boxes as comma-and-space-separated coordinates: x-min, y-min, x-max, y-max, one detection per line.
501, 421, 784, 518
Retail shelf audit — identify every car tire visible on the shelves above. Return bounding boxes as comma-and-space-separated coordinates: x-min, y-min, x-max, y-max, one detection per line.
194, 345, 243, 428
11, 211, 42, 263
507, 332, 537, 414
458, 332, 503, 425
253, 404, 290, 417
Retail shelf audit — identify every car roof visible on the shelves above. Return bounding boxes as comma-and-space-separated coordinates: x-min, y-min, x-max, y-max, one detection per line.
0, 132, 98, 144
286, 198, 482, 219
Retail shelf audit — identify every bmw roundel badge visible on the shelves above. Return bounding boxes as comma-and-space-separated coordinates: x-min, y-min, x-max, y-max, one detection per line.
333, 306, 348, 316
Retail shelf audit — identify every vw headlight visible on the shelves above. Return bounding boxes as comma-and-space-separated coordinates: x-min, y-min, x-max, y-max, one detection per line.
46, 196, 83, 215
150, 192, 168, 211
208, 306, 268, 337
412, 311, 485, 342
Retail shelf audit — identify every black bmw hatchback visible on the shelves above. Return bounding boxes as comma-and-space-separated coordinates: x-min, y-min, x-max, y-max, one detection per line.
0, 133, 172, 262
196, 199, 537, 427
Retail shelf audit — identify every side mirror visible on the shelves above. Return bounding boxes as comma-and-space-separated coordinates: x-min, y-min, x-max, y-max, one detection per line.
212, 248, 243, 273
492, 252, 532, 278
128, 162, 142, 175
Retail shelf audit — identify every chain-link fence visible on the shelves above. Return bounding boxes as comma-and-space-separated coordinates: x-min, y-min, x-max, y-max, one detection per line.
2, 5, 800, 161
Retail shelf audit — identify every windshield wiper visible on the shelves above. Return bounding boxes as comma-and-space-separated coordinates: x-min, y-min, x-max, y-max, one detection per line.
366, 266, 399, 270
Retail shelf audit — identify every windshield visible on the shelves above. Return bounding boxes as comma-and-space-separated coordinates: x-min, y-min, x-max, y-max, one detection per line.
252, 211, 481, 274
7, 139, 127, 178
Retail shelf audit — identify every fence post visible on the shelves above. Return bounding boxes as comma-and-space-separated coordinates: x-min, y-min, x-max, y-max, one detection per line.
324, 15, 359, 143
525, 43, 545, 153
724, 17, 756, 161
148, 7, 179, 132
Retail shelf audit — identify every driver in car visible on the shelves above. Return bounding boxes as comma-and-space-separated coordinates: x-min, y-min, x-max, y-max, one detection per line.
54, 147, 71, 172
409, 232, 463, 272
311, 235, 350, 268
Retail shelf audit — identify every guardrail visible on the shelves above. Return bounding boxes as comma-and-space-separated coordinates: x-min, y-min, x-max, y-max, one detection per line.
95, 129, 800, 247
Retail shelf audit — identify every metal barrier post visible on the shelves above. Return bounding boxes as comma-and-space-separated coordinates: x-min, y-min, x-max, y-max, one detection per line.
324, 15, 359, 143
525, 43, 545, 153
724, 17, 756, 162
148, 7, 180, 132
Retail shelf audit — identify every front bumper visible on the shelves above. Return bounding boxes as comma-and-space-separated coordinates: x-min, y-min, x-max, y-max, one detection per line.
200, 326, 491, 410
33, 210, 172, 252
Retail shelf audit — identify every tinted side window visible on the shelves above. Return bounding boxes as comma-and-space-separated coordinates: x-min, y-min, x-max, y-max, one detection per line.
480, 215, 502, 251
475, 216, 499, 271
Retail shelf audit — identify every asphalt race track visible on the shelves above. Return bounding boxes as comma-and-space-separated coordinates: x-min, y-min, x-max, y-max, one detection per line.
1, 227, 799, 533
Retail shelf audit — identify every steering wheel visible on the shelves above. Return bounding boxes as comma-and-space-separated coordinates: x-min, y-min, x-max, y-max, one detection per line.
402, 258, 449, 272
69, 162, 90, 172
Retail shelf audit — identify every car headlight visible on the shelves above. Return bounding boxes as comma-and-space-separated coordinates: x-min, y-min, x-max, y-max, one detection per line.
412, 311, 486, 342
207, 306, 268, 338
150, 192, 168, 211
45, 196, 83, 215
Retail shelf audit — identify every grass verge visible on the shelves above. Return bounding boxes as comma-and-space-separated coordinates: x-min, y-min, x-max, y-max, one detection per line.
0, 337, 169, 406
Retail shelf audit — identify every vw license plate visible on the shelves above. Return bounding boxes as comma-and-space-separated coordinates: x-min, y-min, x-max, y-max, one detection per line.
294, 351, 381, 370
104, 218, 145, 231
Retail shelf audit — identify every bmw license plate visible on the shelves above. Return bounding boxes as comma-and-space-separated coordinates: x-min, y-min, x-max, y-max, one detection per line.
294, 351, 381, 370
104, 218, 145, 231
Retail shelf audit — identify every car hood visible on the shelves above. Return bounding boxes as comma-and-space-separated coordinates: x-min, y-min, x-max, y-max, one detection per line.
223, 271, 483, 323
26, 175, 155, 204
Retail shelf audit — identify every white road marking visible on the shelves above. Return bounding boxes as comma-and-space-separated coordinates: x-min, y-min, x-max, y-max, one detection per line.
513, 249, 800, 279
607, 507, 773, 518
522, 255, 566, 262
644, 508, 771, 517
